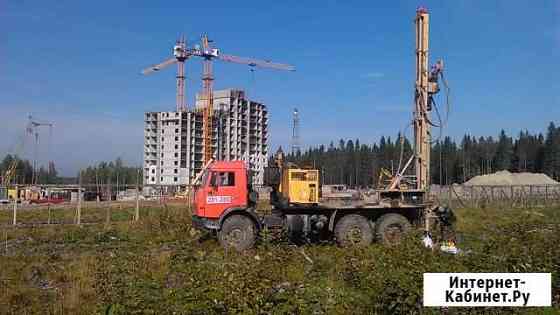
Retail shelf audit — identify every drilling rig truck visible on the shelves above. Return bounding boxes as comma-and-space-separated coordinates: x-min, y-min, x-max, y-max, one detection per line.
191, 7, 452, 251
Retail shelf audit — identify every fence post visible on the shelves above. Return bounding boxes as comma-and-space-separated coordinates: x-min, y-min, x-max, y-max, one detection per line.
135, 189, 140, 222
76, 172, 82, 225
47, 203, 51, 225
470, 186, 475, 208
490, 187, 495, 208
76, 189, 81, 225
135, 169, 140, 222
187, 186, 192, 215
529, 185, 533, 208
12, 197, 17, 226
447, 185, 452, 208
105, 206, 111, 227
510, 186, 515, 208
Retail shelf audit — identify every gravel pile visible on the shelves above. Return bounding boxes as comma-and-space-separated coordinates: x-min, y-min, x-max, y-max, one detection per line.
464, 170, 559, 186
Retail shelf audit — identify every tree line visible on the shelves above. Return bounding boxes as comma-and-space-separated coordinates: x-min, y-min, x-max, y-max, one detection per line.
286, 122, 560, 187
3, 121, 559, 188
0, 155, 60, 184
78, 157, 141, 188
0, 156, 140, 188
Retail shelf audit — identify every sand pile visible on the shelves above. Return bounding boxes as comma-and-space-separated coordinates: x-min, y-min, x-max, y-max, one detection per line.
464, 170, 559, 186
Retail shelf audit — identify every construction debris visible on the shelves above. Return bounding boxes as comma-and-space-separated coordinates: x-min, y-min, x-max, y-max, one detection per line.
464, 170, 559, 186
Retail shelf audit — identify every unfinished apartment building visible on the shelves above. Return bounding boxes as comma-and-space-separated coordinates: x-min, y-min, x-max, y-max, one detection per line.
143, 89, 268, 187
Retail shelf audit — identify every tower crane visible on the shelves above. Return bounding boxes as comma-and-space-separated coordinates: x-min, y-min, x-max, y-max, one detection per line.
1, 115, 53, 189
26, 115, 53, 185
142, 36, 191, 112
142, 36, 294, 164
193, 34, 295, 163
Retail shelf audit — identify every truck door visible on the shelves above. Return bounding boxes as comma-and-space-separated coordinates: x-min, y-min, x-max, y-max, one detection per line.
205, 170, 239, 219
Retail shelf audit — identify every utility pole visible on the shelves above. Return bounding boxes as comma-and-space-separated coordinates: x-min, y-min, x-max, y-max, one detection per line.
291, 108, 300, 155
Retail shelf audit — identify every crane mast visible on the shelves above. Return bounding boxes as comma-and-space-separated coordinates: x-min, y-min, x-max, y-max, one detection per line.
141, 36, 190, 112
201, 35, 215, 164
175, 37, 187, 112
27, 115, 54, 185
196, 34, 294, 164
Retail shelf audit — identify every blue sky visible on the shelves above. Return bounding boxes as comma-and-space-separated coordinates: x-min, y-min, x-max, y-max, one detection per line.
1, 1, 558, 176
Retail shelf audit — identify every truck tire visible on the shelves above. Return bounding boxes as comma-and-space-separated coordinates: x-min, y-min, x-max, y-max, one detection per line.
286, 215, 305, 244
218, 215, 256, 251
376, 213, 411, 245
334, 214, 373, 247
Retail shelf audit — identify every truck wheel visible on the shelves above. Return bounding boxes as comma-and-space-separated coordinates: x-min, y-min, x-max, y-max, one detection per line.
286, 215, 305, 244
218, 215, 256, 251
334, 214, 373, 247
376, 213, 411, 245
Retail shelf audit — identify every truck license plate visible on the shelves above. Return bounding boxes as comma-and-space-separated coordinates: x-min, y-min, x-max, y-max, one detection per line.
207, 196, 232, 204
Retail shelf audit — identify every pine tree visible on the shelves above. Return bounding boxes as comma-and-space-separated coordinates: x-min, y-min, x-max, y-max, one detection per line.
543, 122, 560, 180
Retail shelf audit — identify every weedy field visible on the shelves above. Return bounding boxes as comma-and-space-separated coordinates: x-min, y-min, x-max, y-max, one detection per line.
0, 203, 558, 314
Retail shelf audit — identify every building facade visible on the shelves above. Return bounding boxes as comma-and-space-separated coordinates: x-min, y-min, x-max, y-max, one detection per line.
143, 89, 268, 187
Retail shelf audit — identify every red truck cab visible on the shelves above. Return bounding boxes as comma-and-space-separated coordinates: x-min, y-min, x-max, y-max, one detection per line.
192, 161, 260, 248
193, 160, 249, 219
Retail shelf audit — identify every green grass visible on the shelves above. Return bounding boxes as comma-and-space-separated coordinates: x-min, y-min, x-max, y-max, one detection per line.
0, 205, 558, 314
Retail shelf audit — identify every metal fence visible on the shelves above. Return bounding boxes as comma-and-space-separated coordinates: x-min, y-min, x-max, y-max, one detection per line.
3, 183, 560, 227
0, 184, 193, 227
432, 184, 560, 209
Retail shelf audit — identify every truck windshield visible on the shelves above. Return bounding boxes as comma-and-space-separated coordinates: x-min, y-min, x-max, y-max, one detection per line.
200, 170, 210, 187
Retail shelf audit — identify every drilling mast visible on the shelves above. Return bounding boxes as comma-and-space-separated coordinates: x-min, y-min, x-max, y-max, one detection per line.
414, 7, 442, 191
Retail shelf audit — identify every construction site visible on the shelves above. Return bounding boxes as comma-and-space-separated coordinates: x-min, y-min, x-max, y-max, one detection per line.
1, 3, 559, 314
143, 89, 269, 188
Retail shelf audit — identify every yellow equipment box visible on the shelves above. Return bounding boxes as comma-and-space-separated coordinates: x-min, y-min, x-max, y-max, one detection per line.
281, 168, 319, 205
